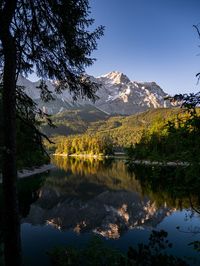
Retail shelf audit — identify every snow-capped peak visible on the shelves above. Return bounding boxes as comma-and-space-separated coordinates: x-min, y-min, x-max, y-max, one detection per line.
17, 71, 172, 115
100, 71, 130, 84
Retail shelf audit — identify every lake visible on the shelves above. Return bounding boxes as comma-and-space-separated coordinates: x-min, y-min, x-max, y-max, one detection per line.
18, 157, 200, 265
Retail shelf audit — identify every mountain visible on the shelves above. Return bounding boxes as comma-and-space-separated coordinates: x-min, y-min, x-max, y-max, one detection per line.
94, 71, 170, 115
18, 71, 171, 115
17, 75, 77, 114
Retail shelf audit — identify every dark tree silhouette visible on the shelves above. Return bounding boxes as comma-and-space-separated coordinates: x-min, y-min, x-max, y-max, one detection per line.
0, 1, 103, 265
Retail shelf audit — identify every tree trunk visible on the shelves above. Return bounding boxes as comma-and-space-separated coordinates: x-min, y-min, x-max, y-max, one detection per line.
1, 30, 21, 266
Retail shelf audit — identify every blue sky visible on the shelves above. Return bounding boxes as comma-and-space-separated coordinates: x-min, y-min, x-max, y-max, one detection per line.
86, 0, 200, 95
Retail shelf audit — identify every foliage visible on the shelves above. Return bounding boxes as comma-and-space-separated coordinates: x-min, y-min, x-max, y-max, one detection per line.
0, 1, 104, 265
55, 134, 114, 156
49, 231, 188, 266
45, 108, 185, 153
126, 108, 200, 162
0, 87, 50, 169
0, 0, 104, 99
0, 1, 104, 169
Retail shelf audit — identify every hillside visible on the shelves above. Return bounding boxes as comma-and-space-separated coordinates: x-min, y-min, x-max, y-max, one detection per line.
44, 107, 183, 152
42, 105, 110, 136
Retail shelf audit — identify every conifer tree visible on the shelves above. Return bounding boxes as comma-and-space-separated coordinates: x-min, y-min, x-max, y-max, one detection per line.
0, 1, 103, 265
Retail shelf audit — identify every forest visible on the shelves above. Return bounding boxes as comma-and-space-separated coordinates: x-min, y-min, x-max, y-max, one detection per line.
44, 107, 182, 153
44, 106, 200, 160
126, 99, 200, 162
55, 134, 114, 156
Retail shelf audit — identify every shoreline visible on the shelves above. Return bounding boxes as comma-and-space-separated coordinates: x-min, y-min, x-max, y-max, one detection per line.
53, 154, 192, 166
0, 154, 125, 182
53, 153, 127, 159
0, 164, 56, 183
0, 158, 193, 184
129, 160, 190, 167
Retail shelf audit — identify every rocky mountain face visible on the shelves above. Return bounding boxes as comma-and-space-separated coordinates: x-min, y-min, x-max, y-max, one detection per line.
18, 71, 171, 115
94, 71, 170, 115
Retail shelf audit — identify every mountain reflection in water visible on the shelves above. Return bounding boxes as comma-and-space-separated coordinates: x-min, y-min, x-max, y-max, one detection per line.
23, 157, 184, 239
18, 157, 200, 265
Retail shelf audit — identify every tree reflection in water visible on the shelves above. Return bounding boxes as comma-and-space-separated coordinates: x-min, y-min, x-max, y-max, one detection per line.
128, 163, 200, 236
20, 157, 199, 240
1, 157, 200, 264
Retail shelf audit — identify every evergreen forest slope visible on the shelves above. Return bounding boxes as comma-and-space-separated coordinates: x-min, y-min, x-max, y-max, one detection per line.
43, 107, 185, 153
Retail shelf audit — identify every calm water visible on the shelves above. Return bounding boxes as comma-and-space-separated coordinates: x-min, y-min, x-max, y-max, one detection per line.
19, 157, 200, 265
